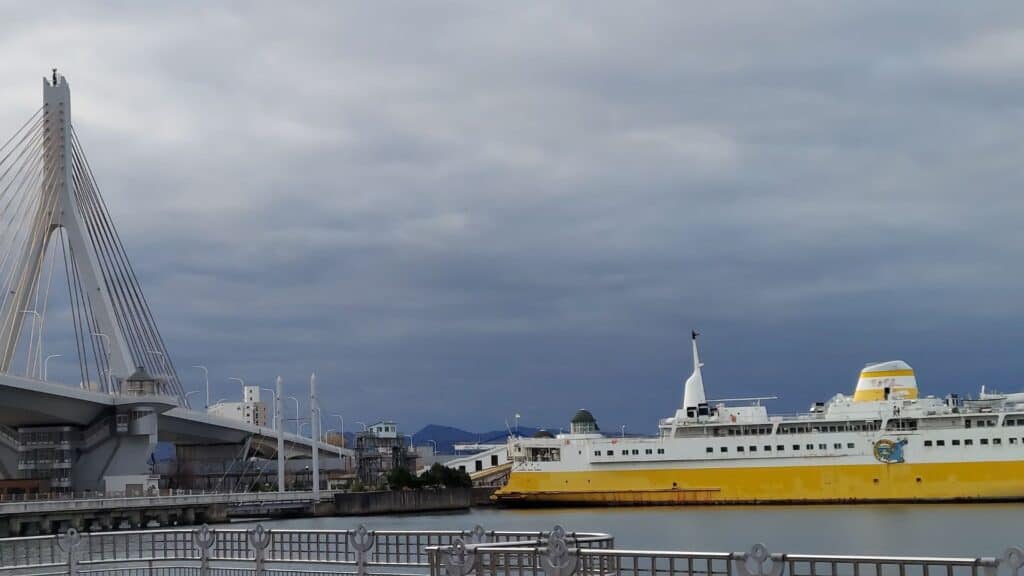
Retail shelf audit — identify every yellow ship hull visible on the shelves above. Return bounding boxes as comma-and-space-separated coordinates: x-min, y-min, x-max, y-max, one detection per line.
494, 461, 1024, 505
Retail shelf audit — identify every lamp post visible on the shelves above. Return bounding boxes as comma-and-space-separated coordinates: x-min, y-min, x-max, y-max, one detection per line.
427, 440, 438, 455
356, 421, 367, 431
298, 422, 310, 437
332, 414, 345, 446
192, 365, 209, 410
288, 396, 300, 434
230, 377, 245, 392
514, 413, 521, 435
261, 387, 277, 430
185, 390, 201, 406
620, 424, 626, 438
43, 354, 62, 381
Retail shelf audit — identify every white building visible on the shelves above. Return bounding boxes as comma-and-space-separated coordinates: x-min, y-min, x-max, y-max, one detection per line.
208, 385, 268, 426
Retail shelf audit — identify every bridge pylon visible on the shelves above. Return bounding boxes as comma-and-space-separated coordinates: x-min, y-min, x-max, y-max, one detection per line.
0, 72, 184, 400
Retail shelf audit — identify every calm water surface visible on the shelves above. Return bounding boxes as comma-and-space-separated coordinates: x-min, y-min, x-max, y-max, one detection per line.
242, 504, 1023, 557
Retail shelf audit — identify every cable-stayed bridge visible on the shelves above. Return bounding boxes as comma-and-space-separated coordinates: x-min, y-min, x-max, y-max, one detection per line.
0, 72, 344, 494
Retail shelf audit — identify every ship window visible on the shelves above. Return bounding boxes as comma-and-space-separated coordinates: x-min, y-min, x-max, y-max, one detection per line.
981, 439, 989, 445
737, 446, 744, 452
833, 443, 841, 449
952, 440, 960, 446
924, 440, 933, 447
720, 446, 727, 453
1011, 438, 1018, 444
764, 445, 771, 451
994, 438, 1002, 445
606, 450, 614, 456
632, 449, 639, 455
776, 445, 784, 451
793, 444, 800, 450
818, 443, 826, 450
657, 448, 665, 454
594, 451, 601, 456
646, 449, 653, 454
936, 440, 945, 446
847, 443, 855, 448
965, 439, 974, 446
749, 446, 757, 452
622, 450, 629, 455
706, 447, 713, 453
806, 444, 813, 450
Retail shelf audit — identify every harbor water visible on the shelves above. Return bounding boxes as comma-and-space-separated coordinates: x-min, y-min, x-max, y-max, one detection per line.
245, 504, 1022, 558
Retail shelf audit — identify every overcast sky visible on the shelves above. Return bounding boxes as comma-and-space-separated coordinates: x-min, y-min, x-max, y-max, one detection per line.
2, 2, 1024, 433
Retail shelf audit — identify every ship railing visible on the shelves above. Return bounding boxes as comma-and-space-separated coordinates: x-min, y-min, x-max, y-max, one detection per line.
428, 531, 1023, 576
0, 524, 614, 576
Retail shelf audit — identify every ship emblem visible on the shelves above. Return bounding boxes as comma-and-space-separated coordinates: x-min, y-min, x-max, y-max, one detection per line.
873, 439, 908, 464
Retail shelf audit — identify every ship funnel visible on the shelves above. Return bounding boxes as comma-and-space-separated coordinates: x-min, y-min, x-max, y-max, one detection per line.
682, 330, 707, 416
854, 360, 917, 402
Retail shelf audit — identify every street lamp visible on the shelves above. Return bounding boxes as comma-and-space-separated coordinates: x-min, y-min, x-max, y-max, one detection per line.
514, 413, 521, 435
261, 387, 277, 430
356, 421, 367, 431
620, 424, 626, 438
192, 365, 209, 410
230, 377, 245, 392
288, 396, 300, 434
43, 354, 62, 382
427, 440, 438, 455
332, 414, 345, 445
298, 422, 310, 437
185, 390, 201, 406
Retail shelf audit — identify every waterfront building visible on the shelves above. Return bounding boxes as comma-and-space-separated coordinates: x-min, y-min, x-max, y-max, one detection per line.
207, 385, 268, 426
355, 421, 417, 486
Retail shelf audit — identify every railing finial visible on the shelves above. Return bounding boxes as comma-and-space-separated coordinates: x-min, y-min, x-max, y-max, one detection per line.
735, 543, 784, 576
542, 525, 578, 576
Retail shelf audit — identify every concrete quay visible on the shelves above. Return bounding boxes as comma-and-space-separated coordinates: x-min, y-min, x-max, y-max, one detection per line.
0, 490, 334, 536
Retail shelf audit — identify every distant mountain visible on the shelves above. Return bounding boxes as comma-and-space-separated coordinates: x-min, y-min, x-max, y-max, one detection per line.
412, 424, 552, 454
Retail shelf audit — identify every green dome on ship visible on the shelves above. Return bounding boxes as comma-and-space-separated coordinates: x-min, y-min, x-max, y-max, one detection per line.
571, 409, 596, 424
570, 409, 599, 434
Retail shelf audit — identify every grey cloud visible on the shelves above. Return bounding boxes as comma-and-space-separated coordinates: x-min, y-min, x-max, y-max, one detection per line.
2, 2, 1024, 431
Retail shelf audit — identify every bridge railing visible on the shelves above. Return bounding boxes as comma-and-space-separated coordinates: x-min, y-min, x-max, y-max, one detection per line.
0, 523, 614, 576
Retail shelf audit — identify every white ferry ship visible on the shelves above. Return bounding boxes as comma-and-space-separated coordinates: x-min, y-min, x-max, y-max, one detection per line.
493, 332, 1024, 505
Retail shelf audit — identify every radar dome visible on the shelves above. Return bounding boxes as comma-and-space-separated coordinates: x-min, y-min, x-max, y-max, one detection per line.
854, 360, 917, 402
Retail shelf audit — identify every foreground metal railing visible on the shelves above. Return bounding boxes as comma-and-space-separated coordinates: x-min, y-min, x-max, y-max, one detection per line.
2, 523, 1023, 576
429, 531, 1024, 576
0, 524, 613, 576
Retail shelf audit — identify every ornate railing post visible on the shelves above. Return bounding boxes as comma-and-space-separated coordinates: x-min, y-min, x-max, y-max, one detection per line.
57, 528, 82, 576
443, 538, 477, 576
351, 524, 375, 576
542, 525, 578, 576
735, 544, 784, 576
192, 524, 216, 576
247, 524, 272, 576
466, 524, 490, 545
985, 546, 1024, 576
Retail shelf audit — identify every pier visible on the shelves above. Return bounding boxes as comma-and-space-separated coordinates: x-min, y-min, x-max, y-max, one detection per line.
0, 523, 1019, 576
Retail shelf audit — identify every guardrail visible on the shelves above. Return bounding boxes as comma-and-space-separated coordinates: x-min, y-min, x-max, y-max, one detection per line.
0, 524, 614, 576
428, 531, 1024, 576
1, 523, 1021, 576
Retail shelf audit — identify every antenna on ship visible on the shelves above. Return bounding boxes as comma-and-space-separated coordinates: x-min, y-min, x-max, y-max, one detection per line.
682, 330, 707, 417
